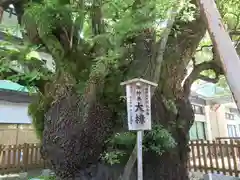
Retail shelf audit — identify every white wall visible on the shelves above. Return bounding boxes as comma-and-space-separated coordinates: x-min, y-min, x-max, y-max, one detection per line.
194, 114, 206, 122
208, 102, 240, 139
204, 105, 213, 140
224, 102, 240, 137
0, 100, 31, 124
208, 104, 228, 139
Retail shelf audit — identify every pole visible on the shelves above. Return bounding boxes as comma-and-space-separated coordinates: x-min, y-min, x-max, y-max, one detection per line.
137, 131, 143, 180
16, 124, 19, 145
0, 6, 3, 23
198, 0, 240, 111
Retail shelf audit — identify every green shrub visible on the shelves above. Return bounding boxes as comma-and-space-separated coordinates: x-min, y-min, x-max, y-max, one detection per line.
143, 125, 176, 155
102, 125, 176, 165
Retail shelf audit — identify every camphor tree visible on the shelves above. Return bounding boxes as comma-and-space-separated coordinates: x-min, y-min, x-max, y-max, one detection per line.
0, 0, 240, 179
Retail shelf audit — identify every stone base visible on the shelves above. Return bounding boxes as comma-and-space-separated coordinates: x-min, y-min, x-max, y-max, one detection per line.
189, 171, 204, 180
41, 169, 55, 177
204, 173, 240, 180
18, 172, 28, 179
189, 171, 240, 180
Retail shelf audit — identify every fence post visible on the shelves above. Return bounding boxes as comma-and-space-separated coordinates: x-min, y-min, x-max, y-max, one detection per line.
0, 145, 3, 166
23, 143, 29, 172
236, 141, 240, 176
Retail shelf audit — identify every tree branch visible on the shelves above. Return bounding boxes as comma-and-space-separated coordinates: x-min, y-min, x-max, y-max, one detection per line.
37, 33, 65, 69
13, 0, 24, 23
150, 5, 179, 82
125, 0, 158, 80
230, 31, 240, 36
196, 45, 213, 52
198, 74, 220, 83
236, 37, 240, 55
183, 61, 224, 95
91, 0, 105, 35
159, 1, 207, 100
84, 0, 108, 106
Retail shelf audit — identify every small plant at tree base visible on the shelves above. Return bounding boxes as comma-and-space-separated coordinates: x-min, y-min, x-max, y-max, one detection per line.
143, 125, 176, 155
101, 150, 126, 165
102, 125, 176, 165
108, 132, 136, 150
101, 132, 136, 165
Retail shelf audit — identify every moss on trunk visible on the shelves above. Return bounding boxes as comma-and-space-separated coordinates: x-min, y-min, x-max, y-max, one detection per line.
40, 87, 116, 178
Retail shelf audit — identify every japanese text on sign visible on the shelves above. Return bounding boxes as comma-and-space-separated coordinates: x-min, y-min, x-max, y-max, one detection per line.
126, 82, 152, 130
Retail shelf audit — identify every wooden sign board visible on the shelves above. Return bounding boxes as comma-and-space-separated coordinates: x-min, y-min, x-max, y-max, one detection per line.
121, 78, 158, 131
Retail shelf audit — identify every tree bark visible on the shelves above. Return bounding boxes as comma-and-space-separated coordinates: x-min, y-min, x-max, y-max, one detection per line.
41, 87, 116, 179
38, 6, 207, 180
41, 87, 194, 180
0, 0, 209, 179
40, 22, 206, 180
145, 89, 194, 180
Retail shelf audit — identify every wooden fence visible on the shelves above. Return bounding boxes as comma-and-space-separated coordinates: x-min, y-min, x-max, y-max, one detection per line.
0, 143, 46, 174
1, 141, 240, 176
189, 140, 240, 177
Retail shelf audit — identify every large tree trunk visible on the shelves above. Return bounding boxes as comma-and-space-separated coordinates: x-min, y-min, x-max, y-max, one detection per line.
40, 87, 193, 180
142, 90, 194, 180
40, 87, 116, 179
39, 1, 207, 179
39, 15, 206, 180
0, 0, 226, 179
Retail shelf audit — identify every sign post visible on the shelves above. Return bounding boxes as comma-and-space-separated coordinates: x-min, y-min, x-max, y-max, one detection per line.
137, 130, 143, 180
121, 78, 158, 180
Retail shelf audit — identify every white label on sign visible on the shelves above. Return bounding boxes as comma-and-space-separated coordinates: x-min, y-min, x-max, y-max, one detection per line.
126, 83, 152, 130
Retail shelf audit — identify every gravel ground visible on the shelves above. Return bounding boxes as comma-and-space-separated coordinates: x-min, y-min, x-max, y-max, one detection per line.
0, 169, 42, 180
2, 170, 239, 180
0, 170, 203, 180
